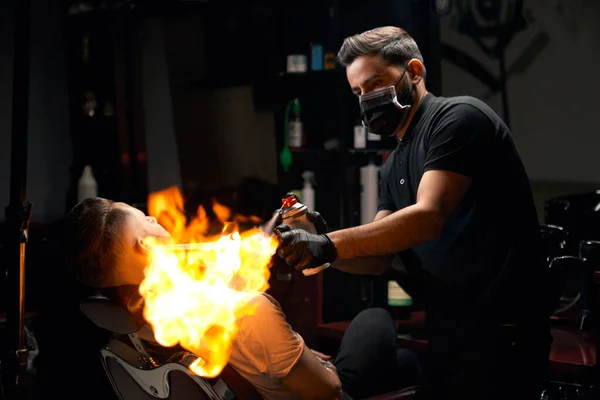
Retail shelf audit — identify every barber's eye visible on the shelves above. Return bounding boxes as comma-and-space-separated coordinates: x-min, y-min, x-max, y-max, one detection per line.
371, 80, 382, 89
146, 216, 157, 224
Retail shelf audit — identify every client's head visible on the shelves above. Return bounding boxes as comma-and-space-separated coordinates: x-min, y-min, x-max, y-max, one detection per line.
65, 197, 170, 288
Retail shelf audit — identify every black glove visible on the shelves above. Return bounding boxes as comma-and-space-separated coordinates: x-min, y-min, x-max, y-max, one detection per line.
275, 225, 338, 271
277, 192, 328, 234
306, 210, 328, 235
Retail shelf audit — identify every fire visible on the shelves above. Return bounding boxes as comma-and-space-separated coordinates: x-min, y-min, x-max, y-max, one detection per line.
140, 186, 278, 377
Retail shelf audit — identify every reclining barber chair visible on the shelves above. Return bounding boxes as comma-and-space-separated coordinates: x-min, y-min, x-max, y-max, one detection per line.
577, 240, 600, 330
541, 233, 600, 399
80, 286, 418, 400
541, 225, 600, 328
79, 285, 263, 400
544, 192, 600, 255
540, 225, 583, 317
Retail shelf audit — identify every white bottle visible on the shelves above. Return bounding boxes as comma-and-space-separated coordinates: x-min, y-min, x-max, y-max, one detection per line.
353, 121, 367, 149
301, 170, 315, 212
360, 160, 380, 225
78, 165, 98, 202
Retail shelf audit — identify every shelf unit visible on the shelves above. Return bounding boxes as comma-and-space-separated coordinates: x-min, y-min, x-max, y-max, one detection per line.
267, 0, 442, 342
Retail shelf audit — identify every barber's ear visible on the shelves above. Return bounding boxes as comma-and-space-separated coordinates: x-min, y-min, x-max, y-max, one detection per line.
407, 59, 424, 85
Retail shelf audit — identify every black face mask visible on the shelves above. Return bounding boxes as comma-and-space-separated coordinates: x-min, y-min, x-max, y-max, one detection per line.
359, 70, 414, 137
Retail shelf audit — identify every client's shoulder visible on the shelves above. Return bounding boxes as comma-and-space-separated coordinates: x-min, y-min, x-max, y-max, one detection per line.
246, 293, 285, 319
238, 293, 288, 337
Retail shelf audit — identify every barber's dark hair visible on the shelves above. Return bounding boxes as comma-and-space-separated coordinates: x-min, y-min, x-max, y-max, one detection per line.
64, 197, 127, 288
337, 26, 425, 70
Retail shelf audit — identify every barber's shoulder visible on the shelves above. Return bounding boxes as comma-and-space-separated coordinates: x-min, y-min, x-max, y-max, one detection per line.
440, 95, 498, 124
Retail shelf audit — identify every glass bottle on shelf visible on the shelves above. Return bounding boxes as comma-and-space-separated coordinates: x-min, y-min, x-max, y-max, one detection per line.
288, 98, 305, 149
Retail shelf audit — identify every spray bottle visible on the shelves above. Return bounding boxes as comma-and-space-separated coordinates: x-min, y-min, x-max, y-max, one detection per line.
279, 194, 330, 276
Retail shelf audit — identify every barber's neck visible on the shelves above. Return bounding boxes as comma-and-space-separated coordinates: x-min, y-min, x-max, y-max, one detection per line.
395, 87, 428, 140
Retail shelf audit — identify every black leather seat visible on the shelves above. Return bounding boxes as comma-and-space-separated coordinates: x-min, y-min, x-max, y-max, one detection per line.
79, 285, 224, 400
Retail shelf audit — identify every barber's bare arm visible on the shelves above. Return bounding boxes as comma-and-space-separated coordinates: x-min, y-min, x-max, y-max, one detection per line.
330, 210, 394, 275
277, 170, 472, 272
329, 170, 471, 259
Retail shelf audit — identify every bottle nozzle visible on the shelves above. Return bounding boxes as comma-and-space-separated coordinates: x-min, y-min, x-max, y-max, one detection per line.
282, 195, 298, 209
82, 165, 93, 178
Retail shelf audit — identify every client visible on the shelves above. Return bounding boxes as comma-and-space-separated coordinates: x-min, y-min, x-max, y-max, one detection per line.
64, 197, 420, 400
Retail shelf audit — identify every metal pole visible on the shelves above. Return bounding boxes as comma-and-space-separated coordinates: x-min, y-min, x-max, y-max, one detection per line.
2, 0, 33, 397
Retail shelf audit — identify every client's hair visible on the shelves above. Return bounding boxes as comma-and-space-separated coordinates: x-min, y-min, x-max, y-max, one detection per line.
64, 197, 127, 288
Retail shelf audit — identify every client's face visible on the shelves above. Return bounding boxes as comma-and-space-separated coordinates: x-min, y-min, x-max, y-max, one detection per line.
113, 202, 170, 286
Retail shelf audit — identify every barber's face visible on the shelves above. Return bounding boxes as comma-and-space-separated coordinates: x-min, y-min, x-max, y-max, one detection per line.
346, 54, 406, 97
114, 202, 170, 285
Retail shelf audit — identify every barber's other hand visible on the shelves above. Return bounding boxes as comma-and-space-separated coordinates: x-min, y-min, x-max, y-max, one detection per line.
306, 210, 328, 234
276, 227, 337, 271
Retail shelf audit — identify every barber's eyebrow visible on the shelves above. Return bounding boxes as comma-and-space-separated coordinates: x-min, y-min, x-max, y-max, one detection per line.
351, 73, 383, 92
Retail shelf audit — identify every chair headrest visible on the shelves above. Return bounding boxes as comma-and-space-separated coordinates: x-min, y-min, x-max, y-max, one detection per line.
80, 285, 146, 335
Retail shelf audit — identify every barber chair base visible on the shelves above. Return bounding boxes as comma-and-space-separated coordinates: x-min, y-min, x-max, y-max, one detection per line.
101, 338, 221, 399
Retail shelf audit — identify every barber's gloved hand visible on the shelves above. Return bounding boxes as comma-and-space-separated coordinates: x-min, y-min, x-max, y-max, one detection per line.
306, 210, 328, 235
275, 225, 338, 271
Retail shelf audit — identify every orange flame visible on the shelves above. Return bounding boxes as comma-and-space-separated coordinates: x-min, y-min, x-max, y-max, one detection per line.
141, 186, 278, 377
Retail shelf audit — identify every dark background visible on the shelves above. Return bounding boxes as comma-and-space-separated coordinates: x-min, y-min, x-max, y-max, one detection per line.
1, 0, 599, 398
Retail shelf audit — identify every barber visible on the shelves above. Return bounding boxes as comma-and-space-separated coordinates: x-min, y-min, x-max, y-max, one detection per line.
276, 26, 551, 400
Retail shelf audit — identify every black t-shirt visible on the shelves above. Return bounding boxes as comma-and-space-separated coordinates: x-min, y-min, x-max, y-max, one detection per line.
379, 93, 546, 318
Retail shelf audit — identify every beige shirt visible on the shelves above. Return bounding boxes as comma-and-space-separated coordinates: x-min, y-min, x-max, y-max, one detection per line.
228, 293, 305, 400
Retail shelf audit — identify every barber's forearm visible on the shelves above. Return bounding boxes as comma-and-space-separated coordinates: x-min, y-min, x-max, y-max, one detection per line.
331, 255, 393, 275
328, 205, 443, 260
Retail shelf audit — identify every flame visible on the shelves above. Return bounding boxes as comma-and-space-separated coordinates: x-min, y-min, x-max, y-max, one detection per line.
141, 186, 278, 377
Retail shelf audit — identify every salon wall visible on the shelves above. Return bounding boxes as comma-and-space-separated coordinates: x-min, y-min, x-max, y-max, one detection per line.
439, 0, 600, 187
140, 18, 181, 193
0, 0, 72, 222
162, 12, 279, 192
2, 1, 599, 222
0, 6, 182, 222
